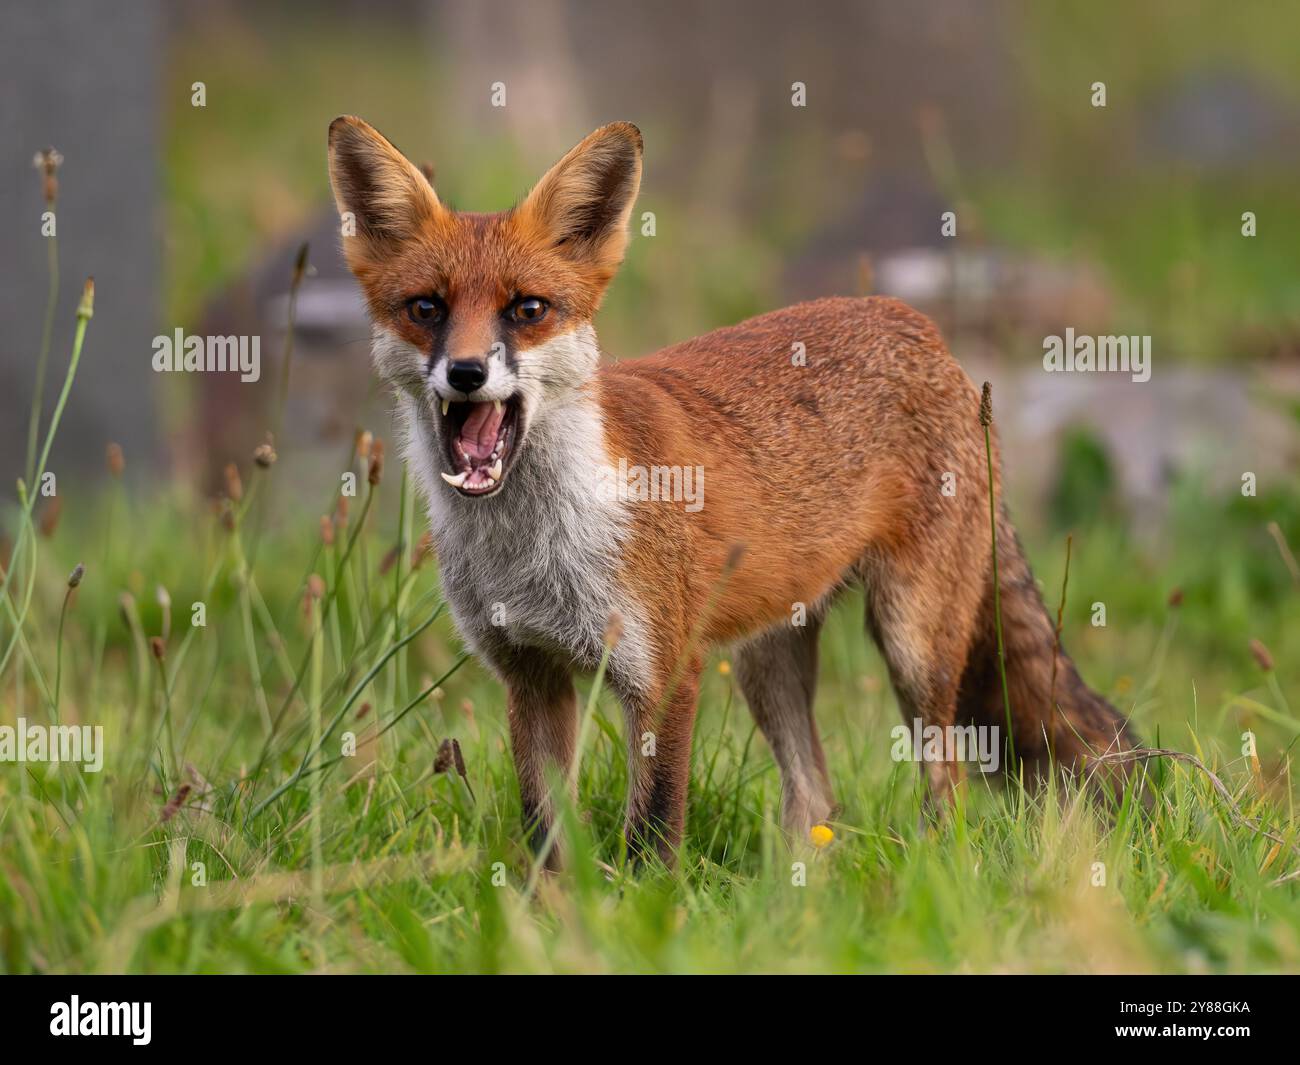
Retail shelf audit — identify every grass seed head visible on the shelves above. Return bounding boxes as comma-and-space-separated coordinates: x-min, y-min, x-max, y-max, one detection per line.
33, 147, 62, 205
1249, 638, 1274, 672
39, 496, 62, 538
603, 611, 624, 649
67, 562, 85, 588
411, 531, 433, 569
979, 381, 992, 427
724, 542, 746, 573
368, 439, 385, 486
106, 442, 125, 477
292, 242, 310, 288
253, 435, 277, 469
301, 574, 325, 620
223, 462, 243, 502
76, 277, 94, 319
160, 783, 191, 823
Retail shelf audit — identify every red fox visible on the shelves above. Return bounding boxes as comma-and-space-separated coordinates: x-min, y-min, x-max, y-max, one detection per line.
327, 116, 1137, 867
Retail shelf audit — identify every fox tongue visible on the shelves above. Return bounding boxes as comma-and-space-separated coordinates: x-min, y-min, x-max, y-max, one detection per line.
458, 401, 503, 462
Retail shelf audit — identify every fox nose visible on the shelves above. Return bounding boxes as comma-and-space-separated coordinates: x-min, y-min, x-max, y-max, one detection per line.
447, 359, 488, 394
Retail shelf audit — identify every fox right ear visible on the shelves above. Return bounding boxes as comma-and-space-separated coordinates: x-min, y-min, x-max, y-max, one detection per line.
327, 116, 441, 245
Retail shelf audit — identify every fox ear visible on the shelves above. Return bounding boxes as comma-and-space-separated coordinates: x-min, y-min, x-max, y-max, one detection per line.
518, 122, 642, 276
328, 116, 441, 245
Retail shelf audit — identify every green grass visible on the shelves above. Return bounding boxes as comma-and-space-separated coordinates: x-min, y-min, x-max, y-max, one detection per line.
2, 575, 1297, 973
2, 385, 1297, 971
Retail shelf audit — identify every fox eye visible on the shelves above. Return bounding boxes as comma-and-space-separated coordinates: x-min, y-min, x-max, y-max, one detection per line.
407, 296, 444, 325
510, 296, 547, 323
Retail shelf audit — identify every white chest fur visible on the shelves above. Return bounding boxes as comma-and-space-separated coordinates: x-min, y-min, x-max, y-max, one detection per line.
401, 393, 653, 690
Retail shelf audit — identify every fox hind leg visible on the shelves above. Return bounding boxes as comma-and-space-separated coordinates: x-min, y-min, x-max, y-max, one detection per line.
859, 549, 982, 813
734, 618, 835, 838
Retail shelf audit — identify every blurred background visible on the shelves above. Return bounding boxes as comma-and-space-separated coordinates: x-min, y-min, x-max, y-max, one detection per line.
3, 0, 1298, 530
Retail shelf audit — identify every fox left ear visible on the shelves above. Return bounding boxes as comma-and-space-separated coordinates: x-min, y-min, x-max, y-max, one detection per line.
518, 122, 643, 278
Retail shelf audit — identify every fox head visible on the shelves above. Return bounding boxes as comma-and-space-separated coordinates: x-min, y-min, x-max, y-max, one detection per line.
327, 116, 642, 497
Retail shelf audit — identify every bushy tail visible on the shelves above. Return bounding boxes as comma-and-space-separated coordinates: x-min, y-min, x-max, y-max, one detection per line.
959, 507, 1139, 788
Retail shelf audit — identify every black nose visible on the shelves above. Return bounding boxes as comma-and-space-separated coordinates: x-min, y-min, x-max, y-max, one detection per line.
447, 359, 488, 393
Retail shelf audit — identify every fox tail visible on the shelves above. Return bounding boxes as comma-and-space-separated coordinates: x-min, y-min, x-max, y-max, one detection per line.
959, 507, 1140, 788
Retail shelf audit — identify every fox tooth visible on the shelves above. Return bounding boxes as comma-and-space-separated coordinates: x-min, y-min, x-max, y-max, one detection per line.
487, 459, 503, 482
440, 470, 468, 487
493, 399, 504, 414
441, 398, 450, 416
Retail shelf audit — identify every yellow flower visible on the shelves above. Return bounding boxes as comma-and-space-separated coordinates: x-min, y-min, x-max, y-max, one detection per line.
717, 660, 731, 676
810, 824, 833, 848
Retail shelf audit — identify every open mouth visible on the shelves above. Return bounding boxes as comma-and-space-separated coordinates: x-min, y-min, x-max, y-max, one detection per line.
437, 395, 521, 496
